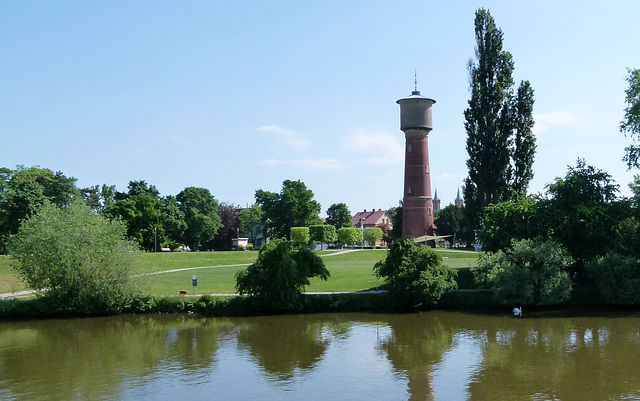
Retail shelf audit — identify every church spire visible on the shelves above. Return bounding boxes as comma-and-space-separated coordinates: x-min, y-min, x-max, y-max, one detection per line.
455, 187, 464, 207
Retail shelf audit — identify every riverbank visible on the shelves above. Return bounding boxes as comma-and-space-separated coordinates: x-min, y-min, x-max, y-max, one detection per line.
2, 284, 629, 321
3, 250, 635, 320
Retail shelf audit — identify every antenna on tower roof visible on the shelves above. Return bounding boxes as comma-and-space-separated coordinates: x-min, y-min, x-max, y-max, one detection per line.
414, 69, 418, 91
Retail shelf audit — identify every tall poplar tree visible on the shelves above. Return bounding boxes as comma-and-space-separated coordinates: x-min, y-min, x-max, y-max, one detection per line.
621, 68, 640, 169
511, 80, 536, 194
463, 8, 535, 225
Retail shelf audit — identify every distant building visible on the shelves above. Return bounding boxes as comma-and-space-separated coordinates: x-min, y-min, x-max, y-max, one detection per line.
352, 209, 393, 229
433, 189, 441, 212
454, 188, 463, 207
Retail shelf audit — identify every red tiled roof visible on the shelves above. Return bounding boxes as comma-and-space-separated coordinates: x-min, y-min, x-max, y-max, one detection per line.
352, 209, 393, 228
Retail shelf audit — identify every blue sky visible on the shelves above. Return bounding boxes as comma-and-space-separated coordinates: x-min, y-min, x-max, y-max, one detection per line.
2, 1, 639, 216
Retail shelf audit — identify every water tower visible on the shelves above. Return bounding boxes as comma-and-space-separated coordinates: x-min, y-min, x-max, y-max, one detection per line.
397, 84, 436, 238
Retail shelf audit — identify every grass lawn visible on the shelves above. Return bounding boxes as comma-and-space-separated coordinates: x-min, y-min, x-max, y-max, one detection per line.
437, 249, 479, 269
307, 250, 388, 292
134, 251, 260, 274
0, 256, 23, 294
140, 249, 478, 296
1, 248, 479, 296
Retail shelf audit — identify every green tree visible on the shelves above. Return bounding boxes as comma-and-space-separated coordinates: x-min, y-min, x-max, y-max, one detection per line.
621, 68, 640, 169
176, 187, 222, 251
338, 227, 363, 247
99, 184, 117, 211
0, 166, 79, 253
582, 170, 640, 303
477, 195, 546, 252
433, 204, 474, 247
238, 205, 264, 246
104, 193, 164, 251
290, 227, 310, 245
463, 9, 535, 225
309, 224, 337, 247
255, 180, 321, 239
8, 201, 140, 314
161, 195, 187, 250
387, 202, 403, 241
472, 239, 573, 306
542, 159, 623, 269
587, 253, 640, 305
80, 185, 101, 211
235, 239, 330, 310
511, 80, 536, 195
374, 239, 457, 307
123, 180, 159, 198
363, 227, 383, 247
325, 203, 352, 229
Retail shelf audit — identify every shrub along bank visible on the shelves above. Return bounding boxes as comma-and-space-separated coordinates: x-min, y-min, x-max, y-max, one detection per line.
0, 285, 613, 320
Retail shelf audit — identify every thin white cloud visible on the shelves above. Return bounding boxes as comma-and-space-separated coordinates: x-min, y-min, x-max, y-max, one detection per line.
256, 125, 312, 151
342, 129, 404, 165
259, 158, 346, 171
533, 111, 582, 135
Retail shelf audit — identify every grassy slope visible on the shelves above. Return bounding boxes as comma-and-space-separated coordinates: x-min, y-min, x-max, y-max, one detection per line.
1, 249, 478, 296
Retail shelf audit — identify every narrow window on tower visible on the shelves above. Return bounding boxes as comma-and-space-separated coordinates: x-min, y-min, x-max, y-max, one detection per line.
428, 207, 432, 216
407, 187, 412, 194
425, 165, 429, 174
407, 144, 412, 152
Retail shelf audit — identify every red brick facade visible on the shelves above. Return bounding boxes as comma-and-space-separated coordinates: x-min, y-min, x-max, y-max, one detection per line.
397, 89, 436, 238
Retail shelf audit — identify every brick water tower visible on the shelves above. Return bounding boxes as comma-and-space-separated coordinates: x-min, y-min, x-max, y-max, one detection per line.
397, 84, 436, 238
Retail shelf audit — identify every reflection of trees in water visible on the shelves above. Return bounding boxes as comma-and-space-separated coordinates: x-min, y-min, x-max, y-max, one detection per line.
379, 312, 458, 401
0, 315, 232, 400
466, 315, 640, 400
4, 311, 640, 400
162, 316, 228, 370
235, 314, 335, 381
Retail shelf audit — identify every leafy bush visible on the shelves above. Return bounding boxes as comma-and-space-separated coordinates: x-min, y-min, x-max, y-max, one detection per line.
478, 195, 545, 252
8, 201, 140, 314
363, 227, 383, 247
338, 227, 362, 246
290, 227, 310, 245
125, 295, 157, 313
472, 239, 573, 305
374, 239, 457, 307
309, 225, 337, 245
587, 252, 640, 304
235, 239, 330, 310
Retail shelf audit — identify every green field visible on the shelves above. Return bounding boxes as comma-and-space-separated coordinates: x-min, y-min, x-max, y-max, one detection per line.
1, 249, 479, 296
0, 256, 22, 294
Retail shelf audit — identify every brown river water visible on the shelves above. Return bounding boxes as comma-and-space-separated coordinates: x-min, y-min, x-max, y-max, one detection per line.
1, 310, 640, 400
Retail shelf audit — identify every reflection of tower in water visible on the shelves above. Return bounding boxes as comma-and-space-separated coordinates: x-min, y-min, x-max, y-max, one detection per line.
397, 82, 436, 238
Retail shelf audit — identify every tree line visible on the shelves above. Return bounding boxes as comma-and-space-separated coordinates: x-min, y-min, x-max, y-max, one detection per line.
0, 169, 372, 254
454, 8, 640, 306
0, 169, 225, 253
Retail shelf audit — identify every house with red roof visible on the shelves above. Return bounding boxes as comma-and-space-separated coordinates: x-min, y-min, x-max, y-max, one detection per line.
352, 209, 393, 229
